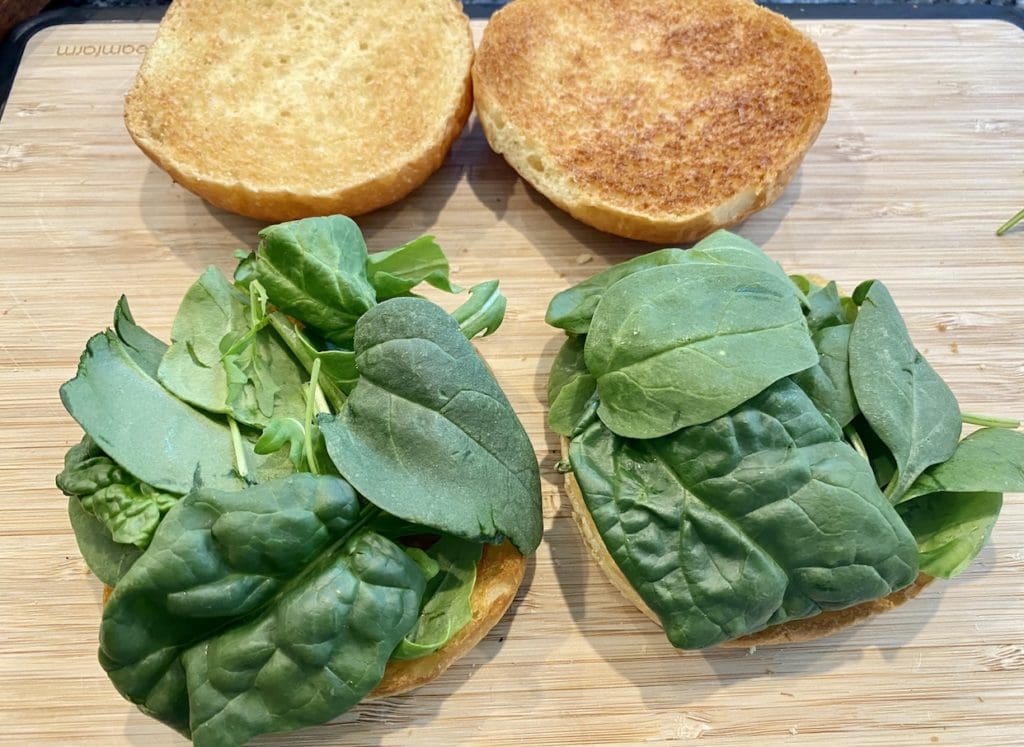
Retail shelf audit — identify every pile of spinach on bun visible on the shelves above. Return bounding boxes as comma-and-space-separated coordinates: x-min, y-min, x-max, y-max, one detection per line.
56, 216, 542, 747
547, 230, 1024, 650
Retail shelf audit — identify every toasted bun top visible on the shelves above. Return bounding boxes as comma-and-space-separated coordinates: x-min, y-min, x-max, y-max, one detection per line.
124, 0, 474, 220
560, 437, 931, 647
473, 0, 832, 243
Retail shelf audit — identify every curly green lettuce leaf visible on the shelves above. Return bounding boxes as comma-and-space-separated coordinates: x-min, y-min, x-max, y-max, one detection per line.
67, 497, 143, 587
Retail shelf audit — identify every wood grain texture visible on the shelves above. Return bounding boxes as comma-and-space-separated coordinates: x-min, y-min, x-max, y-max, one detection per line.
1, 17, 1023, 747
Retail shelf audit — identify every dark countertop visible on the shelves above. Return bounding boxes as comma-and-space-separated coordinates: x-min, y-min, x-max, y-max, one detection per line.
37, 0, 1024, 8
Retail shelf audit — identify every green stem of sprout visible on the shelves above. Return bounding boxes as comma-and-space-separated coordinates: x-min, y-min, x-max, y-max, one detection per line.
304, 358, 322, 474
996, 207, 1024, 236
961, 412, 1021, 429
228, 416, 249, 481
843, 425, 870, 463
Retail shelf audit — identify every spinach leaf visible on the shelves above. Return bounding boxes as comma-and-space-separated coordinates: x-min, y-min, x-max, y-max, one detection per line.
547, 335, 597, 437
60, 330, 291, 493
891, 429, 1023, 578
253, 418, 306, 470
100, 474, 424, 746
254, 216, 377, 346
545, 231, 797, 334
569, 379, 919, 649
367, 235, 460, 299
546, 249, 688, 334
266, 312, 352, 411
897, 492, 1002, 578
900, 427, 1024, 503
157, 267, 307, 429
849, 280, 962, 502
585, 263, 818, 438
804, 281, 851, 333
845, 414, 898, 489
451, 279, 507, 339
320, 297, 543, 555
67, 496, 143, 587
791, 323, 858, 427
392, 535, 482, 660
113, 296, 167, 377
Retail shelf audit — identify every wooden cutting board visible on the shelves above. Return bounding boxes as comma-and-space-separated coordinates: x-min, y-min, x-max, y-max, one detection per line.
2, 12, 1023, 747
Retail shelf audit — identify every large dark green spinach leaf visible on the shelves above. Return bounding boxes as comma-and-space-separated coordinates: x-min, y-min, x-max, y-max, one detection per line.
546, 248, 688, 334
321, 297, 542, 555
60, 330, 291, 494
158, 268, 307, 428
547, 335, 597, 437
100, 473, 424, 746
546, 231, 796, 334
849, 280, 962, 502
253, 216, 377, 346
585, 264, 818, 438
392, 535, 482, 660
569, 379, 919, 649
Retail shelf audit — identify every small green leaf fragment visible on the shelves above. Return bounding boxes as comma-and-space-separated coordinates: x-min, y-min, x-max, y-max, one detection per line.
452, 280, 507, 339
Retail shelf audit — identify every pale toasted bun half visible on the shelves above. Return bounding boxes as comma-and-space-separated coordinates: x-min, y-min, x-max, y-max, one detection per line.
473, 0, 832, 244
561, 437, 932, 648
124, 0, 474, 221
102, 540, 525, 697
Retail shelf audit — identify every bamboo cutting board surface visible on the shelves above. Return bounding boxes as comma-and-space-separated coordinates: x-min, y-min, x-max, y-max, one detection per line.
2, 14, 1024, 747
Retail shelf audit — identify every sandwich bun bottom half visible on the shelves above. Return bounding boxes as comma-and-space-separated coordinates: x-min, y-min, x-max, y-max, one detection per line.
561, 437, 932, 648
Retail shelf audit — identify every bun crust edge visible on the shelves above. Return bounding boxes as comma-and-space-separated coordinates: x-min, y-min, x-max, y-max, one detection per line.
123, 0, 475, 222
472, 0, 832, 244
560, 436, 932, 648
370, 539, 526, 697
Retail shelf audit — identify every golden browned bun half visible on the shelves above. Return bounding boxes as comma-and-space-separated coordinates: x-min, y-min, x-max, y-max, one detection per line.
560, 437, 932, 648
473, 0, 832, 244
124, 0, 474, 221
102, 540, 525, 696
